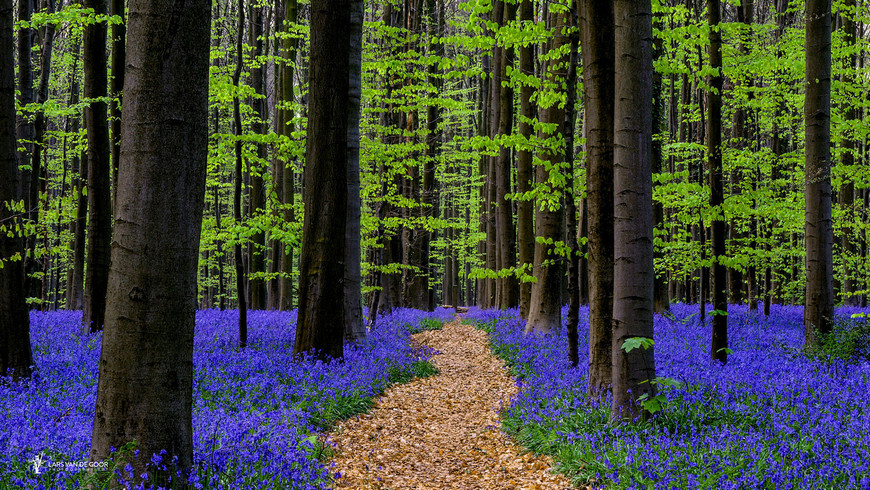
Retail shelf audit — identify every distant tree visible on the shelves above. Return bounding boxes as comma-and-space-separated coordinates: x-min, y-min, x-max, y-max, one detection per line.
803, 0, 834, 348
581, 0, 615, 396
611, 0, 656, 421
1, 0, 33, 379
232, 0, 248, 348
525, 4, 568, 335
294, 0, 351, 359
89, 0, 211, 480
82, 0, 113, 332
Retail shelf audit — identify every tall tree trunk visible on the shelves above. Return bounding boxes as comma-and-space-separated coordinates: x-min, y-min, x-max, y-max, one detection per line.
804, 0, 834, 348
611, 0, 656, 421
344, 0, 365, 343
279, 0, 298, 311
493, 0, 518, 309
109, 0, 125, 209
708, 0, 728, 364
839, 0, 859, 306
67, 80, 87, 311
233, 0, 248, 348
89, 0, 210, 480
652, 14, 669, 314
82, 0, 113, 333
516, 0, 535, 319
16, 0, 33, 229
1, 0, 33, 379
525, 6, 568, 335
581, 0, 615, 396
248, 1, 267, 310
563, 1, 580, 368
28, 0, 58, 305
294, 0, 351, 360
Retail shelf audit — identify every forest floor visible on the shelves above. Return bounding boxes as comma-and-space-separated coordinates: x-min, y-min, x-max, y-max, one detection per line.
328, 318, 574, 489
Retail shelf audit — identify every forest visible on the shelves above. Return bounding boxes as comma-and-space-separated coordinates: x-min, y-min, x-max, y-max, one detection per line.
1, 0, 869, 488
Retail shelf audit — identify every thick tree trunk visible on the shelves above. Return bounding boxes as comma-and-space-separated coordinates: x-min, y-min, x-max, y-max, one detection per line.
708, 0, 728, 364
525, 7, 568, 335
1, 0, 33, 379
804, 0, 834, 348
611, 0, 656, 421
294, 0, 351, 360
82, 0, 113, 332
516, 0, 535, 319
88, 0, 210, 480
344, 0, 365, 343
581, 0, 615, 396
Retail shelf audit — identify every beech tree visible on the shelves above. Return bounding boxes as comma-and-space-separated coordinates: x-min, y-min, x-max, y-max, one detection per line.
294, 0, 352, 359
82, 0, 112, 332
581, 0, 615, 396
611, 0, 656, 421
803, 0, 834, 348
708, 0, 728, 364
1, 0, 33, 379
524, 4, 569, 335
89, 0, 211, 480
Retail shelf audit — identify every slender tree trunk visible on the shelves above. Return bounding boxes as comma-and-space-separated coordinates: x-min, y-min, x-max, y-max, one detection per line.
82, 0, 113, 333
248, 1, 267, 311
581, 0, 615, 396
493, 0, 518, 309
563, 2, 580, 368
516, 0, 535, 319
839, 0, 859, 306
652, 16, 669, 314
804, 0, 834, 348
233, 0, 248, 348
109, 0, 125, 210
525, 6, 568, 335
89, 0, 210, 480
611, 0, 656, 421
294, 0, 351, 360
279, 0, 298, 311
708, 0, 728, 364
27, 0, 57, 305
16, 0, 33, 227
1, 0, 33, 379
67, 80, 87, 311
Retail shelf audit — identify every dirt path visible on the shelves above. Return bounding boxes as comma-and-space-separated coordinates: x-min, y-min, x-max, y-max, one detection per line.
328, 319, 573, 489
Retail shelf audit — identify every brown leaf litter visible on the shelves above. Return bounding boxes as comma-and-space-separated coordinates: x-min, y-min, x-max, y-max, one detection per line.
327, 318, 575, 489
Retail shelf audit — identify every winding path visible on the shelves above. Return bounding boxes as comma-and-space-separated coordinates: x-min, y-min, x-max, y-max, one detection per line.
328, 318, 573, 489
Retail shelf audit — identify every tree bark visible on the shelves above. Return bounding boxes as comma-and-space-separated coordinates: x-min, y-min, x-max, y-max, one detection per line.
294, 0, 351, 360
1, 0, 33, 379
611, 0, 656, 421
839, 0, 859, 306
248, 1, 267, 311
344, 0, 365, 343
516, 0, 535, 319
89, 0, 210, 480
563, 1, 580, 368
279, 0, 298, 311
581, 0, 615, 396
232, 0, 248, 348
82, 0, 113, 332
708, 0, 728, 364
804, 0, 834, 348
